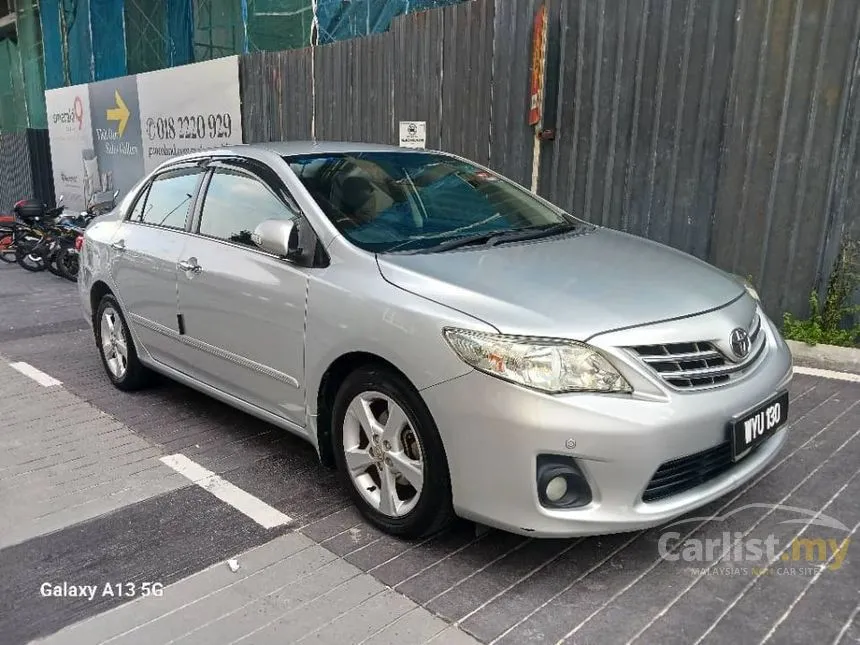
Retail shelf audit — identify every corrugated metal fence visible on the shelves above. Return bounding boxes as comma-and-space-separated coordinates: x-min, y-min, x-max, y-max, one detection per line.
545, 0, 860, 321
240, 0, 860, 321
0, 130, 54, 213
241, 0, 538, 187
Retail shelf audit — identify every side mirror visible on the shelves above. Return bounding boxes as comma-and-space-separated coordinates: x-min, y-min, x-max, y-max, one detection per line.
252, 219, 301, 260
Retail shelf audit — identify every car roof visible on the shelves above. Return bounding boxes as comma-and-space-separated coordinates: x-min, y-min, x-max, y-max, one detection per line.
157, 141, 443, 173
251, 141, 414, 156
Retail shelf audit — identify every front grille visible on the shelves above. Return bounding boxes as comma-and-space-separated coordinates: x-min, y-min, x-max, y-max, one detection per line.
642, 440, 762, 502
630, 314, 763, 389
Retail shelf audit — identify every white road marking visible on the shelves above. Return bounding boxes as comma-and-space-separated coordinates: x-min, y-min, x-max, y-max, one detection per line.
794, 366, 860, 383
832, 602, 860, 645
9, 361, 62, 387
700, 469, 860, 645
624, 408, 860, 645
160, 453, 292, 529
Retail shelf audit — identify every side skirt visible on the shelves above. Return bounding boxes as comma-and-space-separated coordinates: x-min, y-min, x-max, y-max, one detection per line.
138, 354, 314, 446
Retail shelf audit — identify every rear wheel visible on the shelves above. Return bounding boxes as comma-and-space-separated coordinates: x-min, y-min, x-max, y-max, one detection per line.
332, 365, 454, 538
55, 246, 79, 282
95, 295, 153, 391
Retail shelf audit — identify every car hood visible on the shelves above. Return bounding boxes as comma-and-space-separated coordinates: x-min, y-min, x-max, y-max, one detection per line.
376, 227, 745, 339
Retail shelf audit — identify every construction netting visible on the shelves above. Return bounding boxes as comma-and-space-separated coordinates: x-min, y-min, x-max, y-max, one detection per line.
2, 0, 462, 131
0, 0, 46, 130
0, 39, 28, 131
40, 0, 465, 84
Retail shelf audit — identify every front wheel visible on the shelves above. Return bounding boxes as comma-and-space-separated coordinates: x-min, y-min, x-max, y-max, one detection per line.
15, 238, 48, 272
332, 366, 454, 538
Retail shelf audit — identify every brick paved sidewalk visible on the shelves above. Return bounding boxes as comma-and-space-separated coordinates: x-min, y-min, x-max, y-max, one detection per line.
0, 353, 477, 644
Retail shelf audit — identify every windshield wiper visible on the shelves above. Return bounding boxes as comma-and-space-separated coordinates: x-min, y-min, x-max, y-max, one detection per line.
426, 222, 577, 253
424, 231, 506, 253
392, 221, 580, 254
487, 222, 579, 245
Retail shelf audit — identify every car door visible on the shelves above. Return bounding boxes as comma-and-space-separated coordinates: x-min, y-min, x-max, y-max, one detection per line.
109, 165, 204, 365
174, 159, 308, 426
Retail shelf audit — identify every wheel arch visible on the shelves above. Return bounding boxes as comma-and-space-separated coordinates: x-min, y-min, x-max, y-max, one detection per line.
90, 280, 114, 325
315, 351, 420, 468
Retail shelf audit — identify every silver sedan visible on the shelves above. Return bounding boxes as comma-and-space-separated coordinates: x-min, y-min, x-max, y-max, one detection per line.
78, 142, 793, 538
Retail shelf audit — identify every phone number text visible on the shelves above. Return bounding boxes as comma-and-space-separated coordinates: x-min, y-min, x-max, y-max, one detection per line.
146, 114, 233, 141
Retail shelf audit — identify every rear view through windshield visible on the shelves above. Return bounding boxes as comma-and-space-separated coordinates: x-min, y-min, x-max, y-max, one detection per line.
285, 152, 575, 253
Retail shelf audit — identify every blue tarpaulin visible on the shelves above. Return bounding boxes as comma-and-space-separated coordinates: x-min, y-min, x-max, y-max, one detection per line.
166, 0, 195, 66
91, 0, 128, 80
40, 0, 468, 89
315, 0, 462, 44
62, 0, 94, 86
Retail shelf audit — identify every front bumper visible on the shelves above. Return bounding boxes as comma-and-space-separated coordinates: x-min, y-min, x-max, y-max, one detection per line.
422, 312, 793, 537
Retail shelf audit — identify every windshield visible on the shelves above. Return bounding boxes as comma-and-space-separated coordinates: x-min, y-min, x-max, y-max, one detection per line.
285, 152, 579, 253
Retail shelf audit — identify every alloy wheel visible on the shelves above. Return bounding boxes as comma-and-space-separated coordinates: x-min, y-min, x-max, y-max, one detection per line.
342, 391, 424, 517
100, 306, 129, 379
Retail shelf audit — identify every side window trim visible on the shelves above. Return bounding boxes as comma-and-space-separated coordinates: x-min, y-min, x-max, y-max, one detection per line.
125, 182, 151, 223
188, 168, 214, 234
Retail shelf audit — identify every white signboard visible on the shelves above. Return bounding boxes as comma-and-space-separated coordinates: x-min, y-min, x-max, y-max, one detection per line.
137, 56, 244, 173
44, 56, 244, 210
399, 121, 427, 149
45, 85, 95, 211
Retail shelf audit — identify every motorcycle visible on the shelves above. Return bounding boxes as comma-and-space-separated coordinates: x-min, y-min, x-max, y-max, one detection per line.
49, 190, 119, 282
12, 197, 66, 272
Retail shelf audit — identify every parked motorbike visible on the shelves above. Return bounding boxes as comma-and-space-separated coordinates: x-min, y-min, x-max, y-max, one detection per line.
49, 190, 119, 282
12, 197, 66, 272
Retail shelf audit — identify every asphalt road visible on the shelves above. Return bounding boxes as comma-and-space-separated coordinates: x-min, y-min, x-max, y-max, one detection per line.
1, 262, 858, 645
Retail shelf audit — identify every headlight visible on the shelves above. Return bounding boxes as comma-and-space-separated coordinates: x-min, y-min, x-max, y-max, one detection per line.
442, 328, 632, 394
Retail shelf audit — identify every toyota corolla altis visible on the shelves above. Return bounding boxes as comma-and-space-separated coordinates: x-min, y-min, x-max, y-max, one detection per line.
78, 142, 792, 538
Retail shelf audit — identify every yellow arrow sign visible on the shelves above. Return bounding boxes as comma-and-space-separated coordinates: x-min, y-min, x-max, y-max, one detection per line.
106, 90, 130, 137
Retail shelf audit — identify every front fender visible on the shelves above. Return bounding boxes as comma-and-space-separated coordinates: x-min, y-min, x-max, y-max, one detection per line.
302, 249, 496, 452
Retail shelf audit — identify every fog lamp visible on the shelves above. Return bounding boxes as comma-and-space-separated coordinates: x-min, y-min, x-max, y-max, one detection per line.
536, 455, 592, 509
545, 476, 568, 502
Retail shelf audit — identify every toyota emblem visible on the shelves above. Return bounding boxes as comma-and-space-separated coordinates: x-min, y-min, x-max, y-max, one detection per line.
729, 327, 751, 359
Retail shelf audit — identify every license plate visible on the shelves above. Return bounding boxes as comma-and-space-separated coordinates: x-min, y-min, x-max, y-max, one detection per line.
729, 391, 789, 460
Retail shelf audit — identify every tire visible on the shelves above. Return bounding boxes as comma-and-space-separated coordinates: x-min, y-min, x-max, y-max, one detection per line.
55, 246, 79, 282
331, 365, 454, 538
46, 248, 63, 277
15, 239, 48, 272
94, 295, 153, 391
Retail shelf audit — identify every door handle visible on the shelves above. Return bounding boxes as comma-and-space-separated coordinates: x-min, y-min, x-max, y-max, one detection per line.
178, 258, 202, 273
110, 239, 125, 251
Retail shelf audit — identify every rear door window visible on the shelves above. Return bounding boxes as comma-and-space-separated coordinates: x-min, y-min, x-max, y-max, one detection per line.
134, 168, 203, 230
